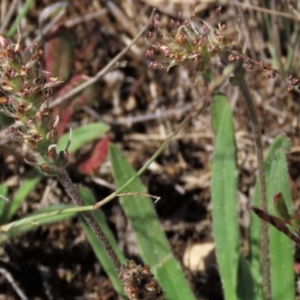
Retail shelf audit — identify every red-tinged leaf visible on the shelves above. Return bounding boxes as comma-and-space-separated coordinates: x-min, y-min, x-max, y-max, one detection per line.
57, 74, 94, 110
55, 75, 95, 136
294, 262, 300, 274
78, 137, 110, 174
44, 28, 73, 82
56, 106, 73, 137
251, 205, 300, 247
56, 75, 83, 96
273, 192, 291, 222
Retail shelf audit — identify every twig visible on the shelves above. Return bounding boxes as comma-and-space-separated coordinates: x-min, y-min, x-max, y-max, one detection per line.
49, 8, 156, 108
33, 2, 68, 43
64, 9, 107, 28
0, 267, 28, 300
33, 6, 107, 43
93, 63, 237, 210
111, 103, 194, 125
232, 1, 298, 20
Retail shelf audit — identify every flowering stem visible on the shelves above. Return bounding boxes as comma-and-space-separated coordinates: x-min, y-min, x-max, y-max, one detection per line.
54, 164, 166, 300
233, 66, 271, 300
53, 164, 121, 272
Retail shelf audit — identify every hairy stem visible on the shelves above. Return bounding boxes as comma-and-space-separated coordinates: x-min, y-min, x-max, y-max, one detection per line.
53, 164, 121, 272
234, 67, 271, 300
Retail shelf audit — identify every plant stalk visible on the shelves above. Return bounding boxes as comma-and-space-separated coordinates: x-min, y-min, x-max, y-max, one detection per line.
53, 164, 121, 272
234, 67, 271, 300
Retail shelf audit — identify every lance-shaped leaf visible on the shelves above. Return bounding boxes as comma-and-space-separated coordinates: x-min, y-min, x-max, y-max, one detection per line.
2, 204, 76, 243
0, 169, 42, 224
56, 75, 95, 137
44, 28, 73, 82
78, 137, 110, 174
211, 93, 254, 300
0, 184, 8, 219
248, 135, 291, 298
109, 143, 196, 300
267, 150, 294, 300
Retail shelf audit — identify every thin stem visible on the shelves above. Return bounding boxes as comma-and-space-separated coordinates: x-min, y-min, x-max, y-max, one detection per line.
234, 67, 271, 300
93, 63, 237, 210
0, 267, 28, 300
49, 8, 156, 108
53, 164, 121, 272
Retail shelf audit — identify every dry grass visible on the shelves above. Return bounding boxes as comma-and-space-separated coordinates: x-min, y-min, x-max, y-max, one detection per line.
0, 0, 300, 299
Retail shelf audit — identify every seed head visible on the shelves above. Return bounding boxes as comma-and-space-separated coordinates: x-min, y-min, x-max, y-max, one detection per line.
119, 260, 165, 300
0, 36, 65, 173
146, 8, 233, 75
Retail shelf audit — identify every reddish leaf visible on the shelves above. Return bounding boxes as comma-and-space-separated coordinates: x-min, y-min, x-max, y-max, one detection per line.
55, 74, 95, 136
294, 262, 300, 274
78, 137, 110, 174
56, 106, 73, 137
251, 205, 300, 247
44, 28, 73, 82
56, 74, 92, 105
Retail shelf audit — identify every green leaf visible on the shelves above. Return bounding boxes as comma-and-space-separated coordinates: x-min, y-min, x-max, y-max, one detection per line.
0, 184, 8, 218
4, 204, 75, 241
273, 192, 291, 221
237, 255, 255, 300
291, 214, 300, 231
7, 0, 35, 38
78, 187, 126, 298
211, 94, 226, 133
78, 186, 125, 263
0, 204, 95, 238
248, 135, 291, 298
109, 143, 196, 300
0, 168, 42, 224
56, 123, 109, 154
211, 94, 253, 299
267, 150, 294, 300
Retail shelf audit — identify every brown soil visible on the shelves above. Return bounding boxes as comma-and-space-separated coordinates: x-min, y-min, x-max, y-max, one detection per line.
0, 1, 300, 299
